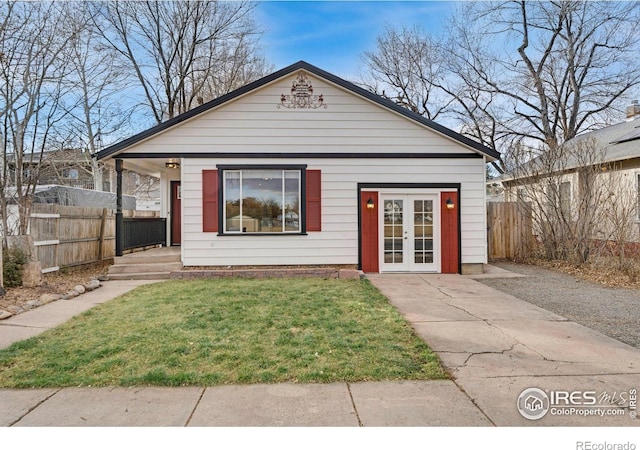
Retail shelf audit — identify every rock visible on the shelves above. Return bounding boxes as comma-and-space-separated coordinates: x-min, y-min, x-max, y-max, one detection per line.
0, 285, 6, 296
62, 289, 80, 300
7, 305, 24, 314
26, 299, 43, 308
22, 261, 43, 287
39, 293, 61, 304
85, 279, 101, 291
97, 275, 109, 282
73, 284, 86, 295
0, 310, 13, 320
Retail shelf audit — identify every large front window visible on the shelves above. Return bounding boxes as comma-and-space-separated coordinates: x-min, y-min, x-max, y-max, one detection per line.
223, 169, 301, 233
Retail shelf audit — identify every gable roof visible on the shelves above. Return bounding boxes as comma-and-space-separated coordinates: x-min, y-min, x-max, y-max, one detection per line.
95, 61, 500, 161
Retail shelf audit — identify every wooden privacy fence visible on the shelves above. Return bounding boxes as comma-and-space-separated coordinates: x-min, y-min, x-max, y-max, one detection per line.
29, 204, 116, 273
487, 202, 533, 260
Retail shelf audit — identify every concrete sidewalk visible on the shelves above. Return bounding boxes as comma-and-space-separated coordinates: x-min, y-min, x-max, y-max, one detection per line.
1, 272, 639, 426
2, 381, 489, 426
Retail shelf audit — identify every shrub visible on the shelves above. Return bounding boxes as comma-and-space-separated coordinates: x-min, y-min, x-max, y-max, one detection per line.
3, 247, 27, 288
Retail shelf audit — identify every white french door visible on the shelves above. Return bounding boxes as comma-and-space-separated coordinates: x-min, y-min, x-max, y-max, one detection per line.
379, 194, 439, 272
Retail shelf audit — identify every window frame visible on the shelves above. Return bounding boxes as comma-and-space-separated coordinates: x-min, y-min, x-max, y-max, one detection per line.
217, 164, 307, 236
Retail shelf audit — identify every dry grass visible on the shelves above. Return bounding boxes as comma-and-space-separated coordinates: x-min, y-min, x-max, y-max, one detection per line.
523, 256, 640, 289
0, 262, 111, 314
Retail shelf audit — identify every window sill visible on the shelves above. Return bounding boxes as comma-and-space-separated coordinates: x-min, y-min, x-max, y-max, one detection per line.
217, 232, 308, 237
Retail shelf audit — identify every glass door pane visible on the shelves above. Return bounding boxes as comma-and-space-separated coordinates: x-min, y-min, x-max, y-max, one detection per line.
383, 199, 404, 264
413, 199, 434, 264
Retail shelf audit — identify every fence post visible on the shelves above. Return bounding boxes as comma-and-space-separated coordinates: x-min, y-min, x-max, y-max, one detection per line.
98, 207, 107, 262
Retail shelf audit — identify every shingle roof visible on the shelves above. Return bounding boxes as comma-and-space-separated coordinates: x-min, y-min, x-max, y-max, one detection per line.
592, 119, 640, 157
498, 119, 640, 182
94, 61, 499, 161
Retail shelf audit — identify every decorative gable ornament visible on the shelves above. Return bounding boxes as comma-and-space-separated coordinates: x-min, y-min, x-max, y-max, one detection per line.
278, 72, 327, 109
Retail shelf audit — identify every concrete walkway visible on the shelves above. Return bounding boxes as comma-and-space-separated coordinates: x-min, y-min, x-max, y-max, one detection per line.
1, 272, 639, 426
367, 273, 640, 426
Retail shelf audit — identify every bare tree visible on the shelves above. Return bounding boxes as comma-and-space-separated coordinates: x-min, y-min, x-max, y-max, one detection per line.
361, 26, 454, 121
507, 137, 608, 264
362, 1, 640, 175
360, 25, 506, 173
0, 2, 77, 239
61, 2, 133, 192
193, 36, 273, 104
95, 0, 267, 123
447, 1, 640, 154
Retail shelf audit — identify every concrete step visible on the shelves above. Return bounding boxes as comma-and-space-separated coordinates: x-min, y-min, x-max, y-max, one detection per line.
106, 272, 171, 281
114, 253, 181, 265
108, 262, 183, 274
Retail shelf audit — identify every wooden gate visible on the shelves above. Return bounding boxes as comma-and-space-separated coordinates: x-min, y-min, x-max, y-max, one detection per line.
487, 202, 533, 260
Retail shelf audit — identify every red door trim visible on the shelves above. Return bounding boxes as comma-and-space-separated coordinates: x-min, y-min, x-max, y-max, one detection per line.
360, 191, 379, 273
440, 191, 459, 273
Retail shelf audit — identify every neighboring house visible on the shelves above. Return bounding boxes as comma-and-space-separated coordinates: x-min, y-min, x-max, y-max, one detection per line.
94, 61, 499, 274
500, 103, 640, 244
6, 148, 96, 190
6, 147, 160, 207
36, 148, 97, 190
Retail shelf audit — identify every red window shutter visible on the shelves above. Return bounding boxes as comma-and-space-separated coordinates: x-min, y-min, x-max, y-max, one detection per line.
202, 170, 218, 232
306, 169, 321, 232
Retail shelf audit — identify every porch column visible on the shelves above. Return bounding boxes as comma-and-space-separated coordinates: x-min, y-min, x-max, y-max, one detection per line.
115, 158, 124, 256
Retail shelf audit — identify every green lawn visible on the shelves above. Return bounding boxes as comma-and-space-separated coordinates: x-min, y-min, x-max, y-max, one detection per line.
0, 278, 446, 387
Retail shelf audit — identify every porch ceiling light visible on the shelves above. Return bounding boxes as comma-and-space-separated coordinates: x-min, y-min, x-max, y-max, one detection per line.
366, 198, 375, 209
166, 161, 180, 169
446, 198, 455, 209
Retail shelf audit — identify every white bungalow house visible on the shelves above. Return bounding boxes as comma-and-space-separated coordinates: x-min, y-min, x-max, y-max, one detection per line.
95, 61, 499, 274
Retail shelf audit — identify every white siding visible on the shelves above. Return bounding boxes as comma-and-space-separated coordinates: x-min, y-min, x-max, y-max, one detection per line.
123, 73, 477, 156
181, 158, 487, 267
115, 70, 490, 268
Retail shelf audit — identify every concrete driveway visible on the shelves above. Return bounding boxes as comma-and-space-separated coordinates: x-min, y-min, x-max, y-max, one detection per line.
367, 273, 640, 426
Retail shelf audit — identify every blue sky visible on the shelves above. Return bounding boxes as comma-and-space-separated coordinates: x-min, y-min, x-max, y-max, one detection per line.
255, 1, 455, 79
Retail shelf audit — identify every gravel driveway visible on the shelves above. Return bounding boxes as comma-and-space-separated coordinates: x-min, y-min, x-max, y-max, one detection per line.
476, 262, 640, 349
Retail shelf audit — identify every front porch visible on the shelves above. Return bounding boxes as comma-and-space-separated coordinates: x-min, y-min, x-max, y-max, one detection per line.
108, 158, 180, 258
